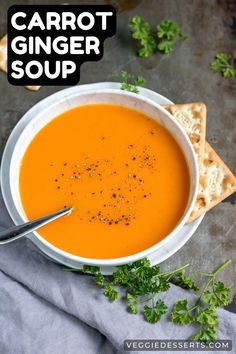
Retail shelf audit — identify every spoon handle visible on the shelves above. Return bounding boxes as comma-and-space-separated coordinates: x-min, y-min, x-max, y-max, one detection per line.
0, 207, 72, 245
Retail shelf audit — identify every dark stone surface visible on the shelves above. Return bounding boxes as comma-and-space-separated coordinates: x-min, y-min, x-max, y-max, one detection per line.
0, 1, 235, 303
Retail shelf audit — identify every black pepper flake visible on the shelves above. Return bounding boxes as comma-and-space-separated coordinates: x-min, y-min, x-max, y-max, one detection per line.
71, 192, 74, 195
150, 131, 154, 135
132, 157, 136, 160
144, 194, 147, 198
125, 223, 130, 226
133, 175, 136, 178
112, 193, 116, 198
92, 192, 95, 195
61, 173, 64, 176
64, 163, 67, 166
57, 186, 60, 189
102, 137, 105, 140
125, 163, 129, 167
55, 179, 58, 182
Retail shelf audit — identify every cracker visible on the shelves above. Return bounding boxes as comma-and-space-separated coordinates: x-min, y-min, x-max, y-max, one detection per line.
25, 85, 41, 91
0, 34, 7, 72
0, 34, 40, 92
188, 142, 236, 222
164, 103, 206, 166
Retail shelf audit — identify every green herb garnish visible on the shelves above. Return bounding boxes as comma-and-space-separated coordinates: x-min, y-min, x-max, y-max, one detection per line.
129, 16, 156, 58
171, 259, 231, 342
156, 19, 188, 54
64, 259, 231, 342
112, 71, 146, 93
211, 53, 236, 78
129, 16, 188, 57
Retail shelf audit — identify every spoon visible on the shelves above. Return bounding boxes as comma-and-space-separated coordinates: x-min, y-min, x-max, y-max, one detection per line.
0, 207, 72, 245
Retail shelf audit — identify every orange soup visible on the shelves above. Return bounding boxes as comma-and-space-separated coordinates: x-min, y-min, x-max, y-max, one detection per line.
20, 104, 190, 259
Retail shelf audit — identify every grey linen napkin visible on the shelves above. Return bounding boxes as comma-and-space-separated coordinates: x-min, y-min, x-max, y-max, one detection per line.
0, 192, 235, 354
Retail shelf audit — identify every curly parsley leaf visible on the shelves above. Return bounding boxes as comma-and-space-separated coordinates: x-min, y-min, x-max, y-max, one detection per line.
127, 293, 138, 314
157, 40, 173, 54
222, 67, 236, 78
83, 265, 119, 302
213, 282, 231, 305
134, 258, 151, 268
157, 20, 179, 40
157, 276, 170, 292
191, 325, 218, 342
82, 265, 100, 274
156, 20, 188, 54
138, 36, 156, 58
211, 53, 236, 78
144, 299, 168, 323
112, 71, 146, 93
175, 271, 199, 291
94, 273, 106, 287
196, 307, 218, 326
103, 284, 119, 302
171, 299, 194, 325
130, 16, 151, 40
129, 16, 156, 58
203, 281, 231, 307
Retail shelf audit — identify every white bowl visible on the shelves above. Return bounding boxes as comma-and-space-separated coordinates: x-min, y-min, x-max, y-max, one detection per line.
0, 86, 199, 267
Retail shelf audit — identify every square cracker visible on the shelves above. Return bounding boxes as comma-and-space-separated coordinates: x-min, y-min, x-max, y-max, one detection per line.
164, 103, 236, 222
188, 142, 236, 222
164, 103, 206, 167
0, 34, 40, 92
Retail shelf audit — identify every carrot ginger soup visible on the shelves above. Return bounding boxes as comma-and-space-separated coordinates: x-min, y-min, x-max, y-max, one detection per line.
20, 104, 190, 259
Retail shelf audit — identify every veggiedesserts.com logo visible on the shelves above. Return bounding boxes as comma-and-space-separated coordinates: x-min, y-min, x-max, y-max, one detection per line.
7, 5, 116, 86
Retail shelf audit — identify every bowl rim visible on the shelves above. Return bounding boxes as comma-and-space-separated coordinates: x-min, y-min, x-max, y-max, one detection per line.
1, 86, 199, 266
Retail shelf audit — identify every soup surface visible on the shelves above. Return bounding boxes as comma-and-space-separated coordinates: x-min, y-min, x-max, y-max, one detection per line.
20, 104, 190, 259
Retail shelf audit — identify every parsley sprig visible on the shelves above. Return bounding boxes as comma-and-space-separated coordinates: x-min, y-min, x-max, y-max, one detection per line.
129, 16, 188, 57
156, 20, 188, 54
112, 71, 146, 93
64, 259, 231, 342
211, 53, 236, 78
171, 259, 231, 342
129, 16, 156, 58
